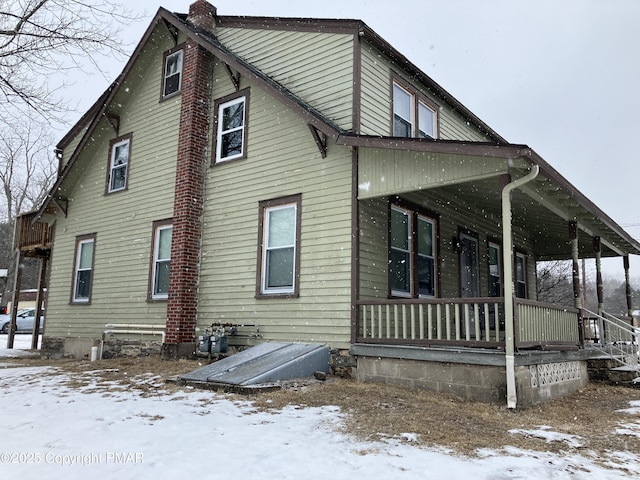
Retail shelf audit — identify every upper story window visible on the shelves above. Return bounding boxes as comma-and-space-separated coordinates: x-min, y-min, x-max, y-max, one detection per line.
72, 234, 96, 304
213, 89, 249, 164
107, 134, 131, 194
390, 202, 437, 298
163, 48, 184, 98
256, 194, 301, 298
392, 80, 437, 139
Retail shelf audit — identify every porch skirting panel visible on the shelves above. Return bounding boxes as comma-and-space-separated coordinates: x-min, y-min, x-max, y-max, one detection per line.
351, 344, 589, 408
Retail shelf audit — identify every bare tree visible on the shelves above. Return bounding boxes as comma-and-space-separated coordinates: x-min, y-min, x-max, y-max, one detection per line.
0, 0, 140, 309
0, 117, 56, 222
536, 260, 575, 308
0, 116, 57, 306
0, 0, 137, 122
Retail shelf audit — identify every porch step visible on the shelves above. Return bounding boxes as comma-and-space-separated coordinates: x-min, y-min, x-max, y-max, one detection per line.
607, 365, 640, 385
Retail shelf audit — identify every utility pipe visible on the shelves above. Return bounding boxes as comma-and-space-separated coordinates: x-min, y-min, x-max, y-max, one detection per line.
501, 164, 540, 409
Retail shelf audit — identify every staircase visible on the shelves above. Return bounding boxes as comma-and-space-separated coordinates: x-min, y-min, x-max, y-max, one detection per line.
583, 309, 640, 385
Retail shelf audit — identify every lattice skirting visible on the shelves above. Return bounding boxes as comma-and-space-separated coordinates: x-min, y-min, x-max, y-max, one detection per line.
530, 361, 582, 388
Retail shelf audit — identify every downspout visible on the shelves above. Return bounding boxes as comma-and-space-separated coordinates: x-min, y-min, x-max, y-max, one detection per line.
502, 164, 540, 409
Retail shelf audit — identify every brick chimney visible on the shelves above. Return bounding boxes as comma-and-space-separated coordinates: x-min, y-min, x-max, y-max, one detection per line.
162, 17, 214, 359
187, 0, 217, 30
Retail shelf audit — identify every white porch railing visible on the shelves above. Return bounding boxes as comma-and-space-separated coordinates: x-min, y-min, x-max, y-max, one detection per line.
357, 298, 504, 347
515, 299, 580, 347
356, 297, 581, 349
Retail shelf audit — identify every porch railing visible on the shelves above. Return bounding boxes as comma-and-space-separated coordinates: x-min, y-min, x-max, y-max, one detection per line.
356, 297, 581, 350
357, 297, 505, 348
515, 299, 580, 348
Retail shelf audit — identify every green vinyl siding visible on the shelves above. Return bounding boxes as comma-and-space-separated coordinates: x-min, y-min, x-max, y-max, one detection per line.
217, 27, 354, 130
44, 28, 182, 339
360, 42, 491, 142
198, 73, 354, 348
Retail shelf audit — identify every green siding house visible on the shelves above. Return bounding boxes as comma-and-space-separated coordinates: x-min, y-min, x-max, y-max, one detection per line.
12, 1, 640, 408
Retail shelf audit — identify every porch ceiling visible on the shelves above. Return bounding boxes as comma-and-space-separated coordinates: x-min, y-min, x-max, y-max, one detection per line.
433, 169, 638, 260
355, 140, 640, 261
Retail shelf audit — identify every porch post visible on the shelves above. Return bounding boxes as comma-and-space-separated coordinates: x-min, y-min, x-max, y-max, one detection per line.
569, 221, 585, 347
6, 250, 23, 349
569, 221, 582, 309
593, 237, 604, 314
501, 165, 539, 409
624, 256, 633, 317
31, 255, 49, 349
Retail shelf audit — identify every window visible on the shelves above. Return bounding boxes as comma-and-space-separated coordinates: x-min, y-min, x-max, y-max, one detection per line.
107, 135, 131, 193
257, 195, 301, 297
214, 89, 249, 164
515, 252, 527, 299
488, 242, 502, 297
72, 235, 95, 303
392, 79, 437, 139
390, 203, 437, 298
163, 48, 183, 98
150, 222, 172, 300
416, 215, 436, 296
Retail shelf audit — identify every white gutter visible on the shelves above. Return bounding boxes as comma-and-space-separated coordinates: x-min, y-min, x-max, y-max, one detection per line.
502, 164, 540, 409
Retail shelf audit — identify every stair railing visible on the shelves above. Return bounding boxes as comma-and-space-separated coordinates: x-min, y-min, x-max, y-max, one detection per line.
582, 308, 638, 370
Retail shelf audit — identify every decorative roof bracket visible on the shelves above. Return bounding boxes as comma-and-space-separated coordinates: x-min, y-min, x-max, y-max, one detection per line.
162, 19, 180, 45
51, 196, 68, 217
105, 113, 120, 136
308, 124, 327, 158
224, 64, 240, 91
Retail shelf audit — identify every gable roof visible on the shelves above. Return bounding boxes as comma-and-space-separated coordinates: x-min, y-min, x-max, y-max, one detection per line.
38, 5, 640, 257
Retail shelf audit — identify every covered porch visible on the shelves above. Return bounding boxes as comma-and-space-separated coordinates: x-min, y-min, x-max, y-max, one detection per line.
349, 138, 640, 407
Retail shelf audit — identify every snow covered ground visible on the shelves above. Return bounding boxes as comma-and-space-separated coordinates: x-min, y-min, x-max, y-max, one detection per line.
1, 334, 639, 480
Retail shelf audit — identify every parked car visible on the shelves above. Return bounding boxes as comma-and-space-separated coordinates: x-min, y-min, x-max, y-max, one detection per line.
0, 308, 45, 334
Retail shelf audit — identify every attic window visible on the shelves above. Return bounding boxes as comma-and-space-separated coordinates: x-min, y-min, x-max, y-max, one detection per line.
392, 80, 437, 139
107, 135, 131, 193
163, 48, 183, 98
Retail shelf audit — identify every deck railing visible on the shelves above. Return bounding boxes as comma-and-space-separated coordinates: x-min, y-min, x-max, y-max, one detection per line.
15, 211, 54, 252
356, 297, 581, 350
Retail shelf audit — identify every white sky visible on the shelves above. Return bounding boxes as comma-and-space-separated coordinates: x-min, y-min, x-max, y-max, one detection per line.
68, 0, 640, 278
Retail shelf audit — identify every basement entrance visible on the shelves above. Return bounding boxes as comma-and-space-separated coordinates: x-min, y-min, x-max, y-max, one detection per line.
179, 342, 330, 389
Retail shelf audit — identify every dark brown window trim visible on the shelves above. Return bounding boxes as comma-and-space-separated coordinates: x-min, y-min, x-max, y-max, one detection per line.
160, 43, 185, 103
211, 87, 251, 166
390, 72, 440, 139
69, 233, 97, 305
487, 237, 504, 297
105, 133, 133, 196
147, 218, 173, 302
515, 248, 529, 299
388, 196, 440, 299
255, 193, 302, 299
